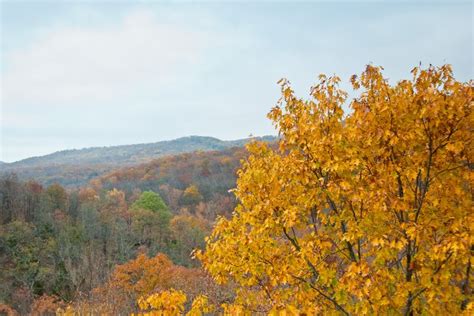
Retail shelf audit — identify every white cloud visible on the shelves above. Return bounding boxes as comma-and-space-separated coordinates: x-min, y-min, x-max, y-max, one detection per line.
2, 9, 210, 116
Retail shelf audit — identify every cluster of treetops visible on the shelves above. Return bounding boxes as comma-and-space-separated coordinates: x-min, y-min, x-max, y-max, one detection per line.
0, 64, 472, 315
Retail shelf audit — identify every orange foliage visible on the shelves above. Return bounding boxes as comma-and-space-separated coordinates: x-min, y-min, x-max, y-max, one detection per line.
87, 252, 232, 314
30, 294, 65, 316
110, 252, 175, 298
0, 304, 18, 316
78, 187, 99, 202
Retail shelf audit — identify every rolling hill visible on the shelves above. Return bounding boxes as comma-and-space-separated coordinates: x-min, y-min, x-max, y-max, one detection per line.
0, 135, 276, 187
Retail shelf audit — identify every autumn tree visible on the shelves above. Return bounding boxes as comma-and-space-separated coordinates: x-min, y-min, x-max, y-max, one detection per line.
137, 290, 215, 315
169, 214, 209, 267
197, 65, 473, 314
0, 303, 18, 316
90, 251, 227, 314
0, 174, 38, 224
29, 294, 65, 316
44, 183, 68, 212
181, 185, 204, 206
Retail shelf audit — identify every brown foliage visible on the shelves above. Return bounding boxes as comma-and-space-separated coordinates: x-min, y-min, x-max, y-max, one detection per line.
29, 295, 65, 316
0, 304, 19, 316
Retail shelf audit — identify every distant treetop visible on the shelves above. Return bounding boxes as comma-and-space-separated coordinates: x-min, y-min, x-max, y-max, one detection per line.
131, 191, 169, 214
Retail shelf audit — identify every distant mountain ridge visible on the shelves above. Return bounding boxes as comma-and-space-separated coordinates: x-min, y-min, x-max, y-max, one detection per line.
0, 135, 276, 187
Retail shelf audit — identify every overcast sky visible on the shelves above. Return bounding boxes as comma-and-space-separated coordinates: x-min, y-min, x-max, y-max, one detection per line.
1, 0, 472, 162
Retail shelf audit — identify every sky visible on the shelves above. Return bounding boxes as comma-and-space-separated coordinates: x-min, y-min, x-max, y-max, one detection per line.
1, 0, 472, 162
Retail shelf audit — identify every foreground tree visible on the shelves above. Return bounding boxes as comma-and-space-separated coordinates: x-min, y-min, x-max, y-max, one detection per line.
197, 65, 473, 314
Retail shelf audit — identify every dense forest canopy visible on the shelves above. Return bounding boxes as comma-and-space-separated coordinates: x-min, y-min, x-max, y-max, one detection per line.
0, 64, 472, 315
0, 147, 248, 314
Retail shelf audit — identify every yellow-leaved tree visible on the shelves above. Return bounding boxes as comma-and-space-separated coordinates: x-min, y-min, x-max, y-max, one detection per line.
196, 65, 473, 314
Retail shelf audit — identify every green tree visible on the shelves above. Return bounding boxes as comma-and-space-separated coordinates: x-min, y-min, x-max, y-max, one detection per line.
0, 220, 58, 313
45, 184, 67, 212
131, 191, 172, 254
131, 191, 170, 215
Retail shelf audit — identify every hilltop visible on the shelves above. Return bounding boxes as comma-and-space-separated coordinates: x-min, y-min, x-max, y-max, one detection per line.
0, 135, 276, 187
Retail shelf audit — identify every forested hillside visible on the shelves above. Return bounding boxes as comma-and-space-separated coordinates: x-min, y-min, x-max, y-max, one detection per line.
0, 146, 249, 314
0, 136, 275, 188
95, 147, 252, 222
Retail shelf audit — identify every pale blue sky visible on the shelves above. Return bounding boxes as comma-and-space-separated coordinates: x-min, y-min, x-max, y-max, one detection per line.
1, 0, 472, 162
